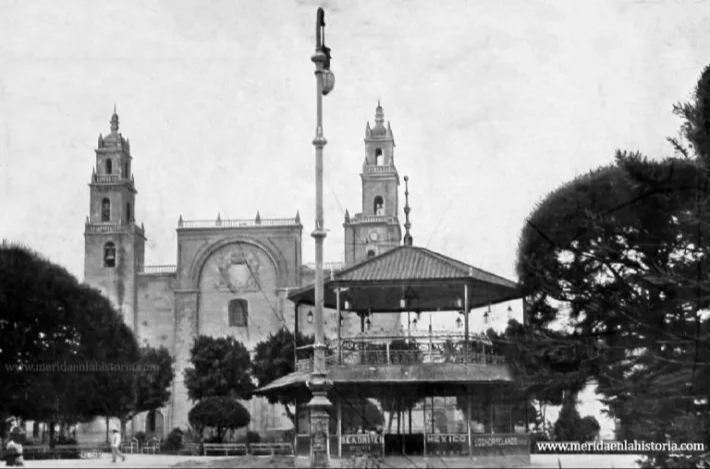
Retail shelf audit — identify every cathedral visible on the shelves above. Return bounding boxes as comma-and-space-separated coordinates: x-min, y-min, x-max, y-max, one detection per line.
80, 102, 405, 441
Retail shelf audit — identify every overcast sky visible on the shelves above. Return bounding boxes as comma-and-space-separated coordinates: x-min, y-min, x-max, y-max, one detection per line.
1, 0, 709, 286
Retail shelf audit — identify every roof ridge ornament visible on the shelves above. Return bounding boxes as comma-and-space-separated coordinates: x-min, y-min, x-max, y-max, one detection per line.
403, 176, 413, 246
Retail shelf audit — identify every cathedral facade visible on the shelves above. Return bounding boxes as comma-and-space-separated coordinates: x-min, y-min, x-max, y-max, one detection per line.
81, 103, 404, 440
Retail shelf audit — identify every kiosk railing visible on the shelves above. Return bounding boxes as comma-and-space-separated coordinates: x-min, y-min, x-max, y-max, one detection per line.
296, 334, 505, 370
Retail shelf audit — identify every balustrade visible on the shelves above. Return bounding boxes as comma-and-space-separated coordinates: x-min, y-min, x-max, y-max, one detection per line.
362, 164, 395, 173
350, 214, 397, 225
302, 261, 345, 271
141, 265, 177, 275
179, 218, 299, 229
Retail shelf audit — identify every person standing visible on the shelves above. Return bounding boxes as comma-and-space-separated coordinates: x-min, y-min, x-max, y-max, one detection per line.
110, 428, 126, 463
5, 431, 24, 467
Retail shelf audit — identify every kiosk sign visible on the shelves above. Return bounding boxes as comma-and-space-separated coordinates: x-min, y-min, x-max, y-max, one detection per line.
471, 434, 530, 457
425, 434, 469, 455
340, 434, 383, 457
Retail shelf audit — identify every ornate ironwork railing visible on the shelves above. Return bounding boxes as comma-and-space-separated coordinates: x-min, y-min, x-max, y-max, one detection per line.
295, 334, 505, 371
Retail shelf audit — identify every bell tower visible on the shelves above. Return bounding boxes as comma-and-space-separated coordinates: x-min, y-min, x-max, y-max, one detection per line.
83, 107, 146, 329
343, 102, 403, 265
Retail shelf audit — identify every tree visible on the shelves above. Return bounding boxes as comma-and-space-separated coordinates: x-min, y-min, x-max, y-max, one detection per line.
336, 399, 384, 433
515, 65, 710, 467
184, 335, 254, 401
552, 392, 600, 442
96, 345, 175, 440
0, 243, 142, 444
187, 396, 250, 441
130, 346, 175, 419
252, 328, 315, 423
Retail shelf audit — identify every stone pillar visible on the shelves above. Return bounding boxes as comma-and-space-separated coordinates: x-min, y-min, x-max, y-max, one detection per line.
171, 290, 199, 430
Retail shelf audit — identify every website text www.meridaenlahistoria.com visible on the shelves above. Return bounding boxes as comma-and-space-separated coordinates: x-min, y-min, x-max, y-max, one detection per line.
5, 362, 159, 373
537, 440, 705, 453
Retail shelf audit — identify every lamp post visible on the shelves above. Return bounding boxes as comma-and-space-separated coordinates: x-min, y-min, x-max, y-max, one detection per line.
307, 7, 334, 469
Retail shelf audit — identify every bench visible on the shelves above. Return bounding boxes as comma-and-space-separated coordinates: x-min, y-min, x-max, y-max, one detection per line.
122, 438, 140, 454
140, 437, 161, 454
177, 442, 201, 456
18, 446, 52, 460
203, 443, 248, 456
53, 444, 102, 459
248, 442, 295, 456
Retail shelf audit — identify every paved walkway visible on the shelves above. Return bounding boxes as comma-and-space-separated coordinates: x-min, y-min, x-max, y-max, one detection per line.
20, 453, 641, 468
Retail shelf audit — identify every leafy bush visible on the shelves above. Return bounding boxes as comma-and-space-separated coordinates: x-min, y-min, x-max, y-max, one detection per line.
188, 396, 251, 441
245, 431, 261, 444
55, 436, 77, 446
529, 431, 552, 454
160, 428, 183, 454
133, 431, 147, 445
553, 394, 600, 442
282, 429, 295, 444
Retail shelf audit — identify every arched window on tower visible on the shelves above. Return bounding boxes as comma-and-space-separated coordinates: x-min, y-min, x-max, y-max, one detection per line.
104, 242, 116, 268
375, 148, 383, 166
229, 299, 249, 327
373, 196, 384, 216
124, 162, 129, 178
101, 198, 111, 222
367, 249, 376, 259
126, 202, 132, 223
106, 159, 113, 174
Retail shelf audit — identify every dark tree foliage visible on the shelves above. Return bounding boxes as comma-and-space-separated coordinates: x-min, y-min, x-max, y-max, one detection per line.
130, 346, 175, 419
94, 345, 174, 437
187, 396, 250, 441
516, 64, 710, 467
251, 328, 315, 423
334, 399, 385, 433
0, 243, 140, 436
184, 335, 254, 402
552, 392, 600, 442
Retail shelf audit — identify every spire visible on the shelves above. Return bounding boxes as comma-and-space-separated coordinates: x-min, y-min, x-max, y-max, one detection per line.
369, 101, 386, 136
295, 210, 301, 224
98, 134, 104, 148
344, 209, 350, 223
110, 105, 119, 134
216, 212, 222, 226
255, 211, 261, 224
403, 176, 413, 246
178, 215, 183, 228
375, 101, 384, 127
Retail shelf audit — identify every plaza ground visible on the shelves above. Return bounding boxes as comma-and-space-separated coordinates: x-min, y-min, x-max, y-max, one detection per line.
18, 453, 642, 468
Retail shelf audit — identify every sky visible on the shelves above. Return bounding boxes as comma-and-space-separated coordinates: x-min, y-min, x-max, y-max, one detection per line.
2, 0, 709, 285
2, 0, 710, 438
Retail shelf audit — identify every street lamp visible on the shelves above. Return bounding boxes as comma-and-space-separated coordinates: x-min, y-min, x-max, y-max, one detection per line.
307, 7, 334, 469
307, 310, 314, 324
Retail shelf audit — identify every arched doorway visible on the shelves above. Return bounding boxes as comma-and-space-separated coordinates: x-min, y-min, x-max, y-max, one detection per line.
146, 410, 165, 438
